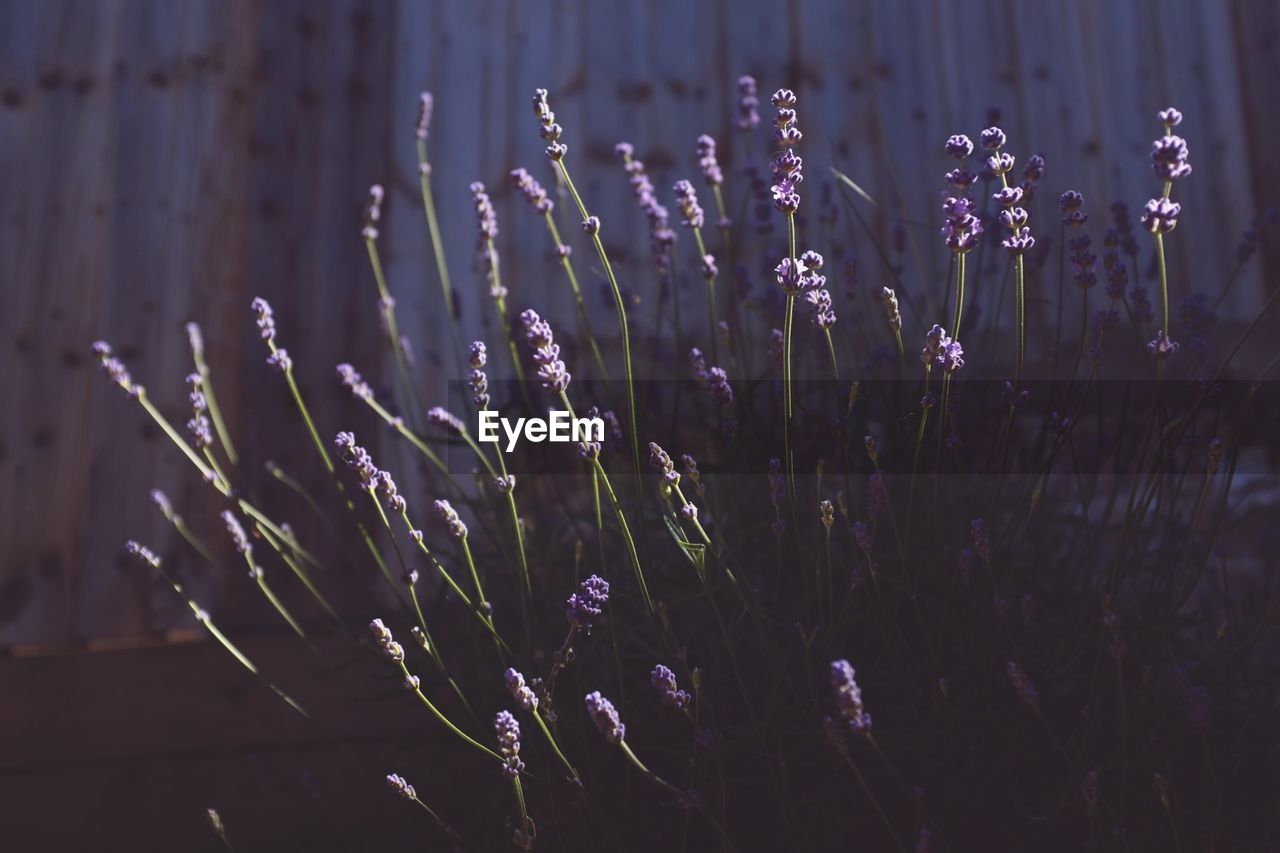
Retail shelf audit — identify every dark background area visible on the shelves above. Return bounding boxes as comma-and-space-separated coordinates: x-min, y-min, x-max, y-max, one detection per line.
3, 0, 1280, 849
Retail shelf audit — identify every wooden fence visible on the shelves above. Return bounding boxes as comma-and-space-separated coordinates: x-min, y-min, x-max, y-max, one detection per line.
2, 0, 1277, 646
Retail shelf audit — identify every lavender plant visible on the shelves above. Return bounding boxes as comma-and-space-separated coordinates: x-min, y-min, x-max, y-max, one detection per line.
93, 86, 1280, 853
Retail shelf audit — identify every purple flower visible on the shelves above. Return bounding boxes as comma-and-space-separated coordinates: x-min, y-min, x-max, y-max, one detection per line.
1147, 330, 1180, 359
266, 348, 292, 373
944, 134, 974, 159
830, 659, 873, 733
386, 772, 416, 801
673, 179, 704, 229
941, 195, 983, 254
735, 75, 760, 131
581, 215, 600, 235
1140, 197, 1181, 234
1006, 661, 1039, 707
768, 328, 785, 368
221, 510, 251, 556
649, 442, 680, 485
125, 540, 161, 569
1069, 233, 1097, 290
992, 186, 1023, 207
921, 325, 963, 373
465, 342, 490, 409
505, 667, 539, 712
91, 341, 137, 394
376, 469, 406, 514
985, 151, 1015, 175
434, 500, 468, 539
584, 691, 625, 743
1158, 107, 1183, 128
696, 134, 723, 186
1151, 135, 1192, 182
370, 619, 405, 662
700, 253, 718, 280
251, 297, 276, 342
416, 91, 434, 141
335, 431, 380, 490
566, 575, 610, 628
770, 91, 803, 212
427, 406, 465, 435
880, 287, 903, 330
520, 309, 571, 393
805, 287, 837, 328
705, 366, 734, 409
651, 664, 691, 710
362, 184, 384, 241
1002, 226, 1035, 255
494, 711, 525, 779
510, 167, 553, 215
1024, 153, 1046, 183
979, 126, 1006, 150
336, 363, 373, 401
532, 88, 566, 161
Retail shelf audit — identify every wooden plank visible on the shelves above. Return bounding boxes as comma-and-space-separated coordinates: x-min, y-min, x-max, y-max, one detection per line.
1, 0, 1276, 645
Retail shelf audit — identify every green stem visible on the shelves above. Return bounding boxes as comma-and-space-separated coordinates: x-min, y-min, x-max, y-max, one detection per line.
545, 212, 609, 382
555, 159, 644, 509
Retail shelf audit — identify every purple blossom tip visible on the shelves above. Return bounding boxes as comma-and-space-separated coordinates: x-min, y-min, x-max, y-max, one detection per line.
566, 575, 610, 628
584, 691, 625, 743
651, 664, 691, 710
830, 659, 873, 733
505, 667, 539, 712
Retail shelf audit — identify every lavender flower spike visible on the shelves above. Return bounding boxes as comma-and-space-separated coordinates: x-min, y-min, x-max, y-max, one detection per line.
251, 297, 276, 342
830, 659, 873, 733
386, 773, 417, 801
467, 341, 490, 409
334, 431, 380, 490
651, 664, 691, 710
91, 341, 138, 395
427, 406, 466, 435
505, 667, 539, 712
434, 499, 468, 539
566, 574, 610, 628
494, 711, 525, 779
221, 510, 252, 556
735, 75, 760, 132
336, 364, 373, 401
695, 134, 723, 186
370, 618, 405, 662
520, 309, 571, 393
673, 179, 704, 229
510, 167, 554, 214
584, 691, 626, 743
125, 540, 161, 569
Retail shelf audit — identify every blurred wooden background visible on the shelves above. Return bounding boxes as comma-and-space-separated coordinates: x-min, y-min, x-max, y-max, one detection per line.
2, 0, 1279, 648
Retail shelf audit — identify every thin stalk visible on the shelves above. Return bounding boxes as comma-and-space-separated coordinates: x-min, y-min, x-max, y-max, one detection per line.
416, 139, 463, 378
236, 549, 306, 641
130, 390, 316, 566
545, 211, 609, 381
190, 349, 237, 465
482, 234, 527, 386
366, 237, 423, 424
691, 225, 720, 364
534, 710, 582, 785
558, 390, 654, 617
146, 560, 308, 717
554, 159, 644, 506
397, 659, 502, 762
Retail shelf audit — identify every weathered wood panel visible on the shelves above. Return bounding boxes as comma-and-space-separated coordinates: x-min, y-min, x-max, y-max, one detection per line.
1, 0, 1273, 645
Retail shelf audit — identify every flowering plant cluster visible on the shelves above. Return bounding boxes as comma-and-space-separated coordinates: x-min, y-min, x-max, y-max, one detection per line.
94, 84, 1279, 853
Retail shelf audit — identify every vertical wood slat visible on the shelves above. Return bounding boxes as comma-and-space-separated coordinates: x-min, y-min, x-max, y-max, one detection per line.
0, 0, 1274, 645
